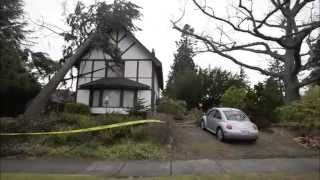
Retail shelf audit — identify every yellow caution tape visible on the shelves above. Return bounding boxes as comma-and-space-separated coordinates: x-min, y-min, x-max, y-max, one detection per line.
0, 119, 163, 136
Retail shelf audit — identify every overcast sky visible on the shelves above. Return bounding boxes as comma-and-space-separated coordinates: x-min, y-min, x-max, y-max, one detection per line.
23, 0, 319, 88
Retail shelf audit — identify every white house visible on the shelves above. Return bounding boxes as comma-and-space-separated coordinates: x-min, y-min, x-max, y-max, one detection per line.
74, 29, 163, 114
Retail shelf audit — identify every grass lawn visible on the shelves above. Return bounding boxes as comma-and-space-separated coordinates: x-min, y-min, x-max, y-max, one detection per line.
1, 173, 319, 180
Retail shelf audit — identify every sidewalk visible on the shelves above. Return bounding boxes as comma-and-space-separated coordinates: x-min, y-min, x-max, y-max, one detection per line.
1, 157, 319, 177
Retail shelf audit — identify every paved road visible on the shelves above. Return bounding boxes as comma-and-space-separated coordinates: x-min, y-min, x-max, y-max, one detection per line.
1, 157, 319, 177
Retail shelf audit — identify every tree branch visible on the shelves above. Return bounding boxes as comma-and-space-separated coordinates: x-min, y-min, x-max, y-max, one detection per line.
172, 22, 283, 78
192, 0, 283, 44
298, 72, 320, 87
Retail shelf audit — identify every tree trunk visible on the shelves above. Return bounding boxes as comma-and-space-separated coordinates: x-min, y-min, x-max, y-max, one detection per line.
283, 49, 300, 104
23, 36, 93, 119
283, 75, 300, 103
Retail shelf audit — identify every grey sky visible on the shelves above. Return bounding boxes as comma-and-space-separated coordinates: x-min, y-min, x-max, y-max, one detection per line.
23, 0, 319, 88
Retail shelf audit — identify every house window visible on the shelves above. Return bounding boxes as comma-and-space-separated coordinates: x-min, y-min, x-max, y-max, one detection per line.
102, 90, 121, 107
123, 90, 134, 108
92, 90, 100, 107
90, 89, 135, 108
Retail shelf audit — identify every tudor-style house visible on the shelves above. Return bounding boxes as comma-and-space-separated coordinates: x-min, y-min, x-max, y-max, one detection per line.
75, 29, 163, 114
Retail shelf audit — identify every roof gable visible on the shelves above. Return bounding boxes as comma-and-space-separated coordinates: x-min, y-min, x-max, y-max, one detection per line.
75, 29, 163, 89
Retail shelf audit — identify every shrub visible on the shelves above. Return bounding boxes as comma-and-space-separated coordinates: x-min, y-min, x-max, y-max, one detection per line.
221, 86, 247, 109
127, 98, 149, 118
156, 97, 187, 120
64, 102, 90, 115
221, 79, 283, 129
187, 108, 203, 125
277, 85, 320, 130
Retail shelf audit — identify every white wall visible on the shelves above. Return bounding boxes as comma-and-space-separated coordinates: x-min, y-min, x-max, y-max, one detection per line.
92, 61, 105, 78
138, 61, 152, 77
76, 90, 90, 105
153, 70, 159, 98
124, 61, 137, 78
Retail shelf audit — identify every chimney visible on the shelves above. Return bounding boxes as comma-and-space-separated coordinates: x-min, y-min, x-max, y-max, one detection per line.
151, 48, 155, 56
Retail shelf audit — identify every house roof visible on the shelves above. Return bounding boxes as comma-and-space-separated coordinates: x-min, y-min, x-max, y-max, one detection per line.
79, 77, 150, 90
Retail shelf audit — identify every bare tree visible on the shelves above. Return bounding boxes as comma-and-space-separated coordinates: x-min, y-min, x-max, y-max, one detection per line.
173, 0, 320, 103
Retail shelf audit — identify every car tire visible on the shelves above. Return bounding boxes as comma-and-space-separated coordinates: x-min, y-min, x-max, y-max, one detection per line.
250, 138, 257, 143
217, 128, 224, 142
200, 120, 205, 129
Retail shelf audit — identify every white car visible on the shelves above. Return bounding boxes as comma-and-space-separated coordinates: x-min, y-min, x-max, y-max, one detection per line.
200, 107, 258, 142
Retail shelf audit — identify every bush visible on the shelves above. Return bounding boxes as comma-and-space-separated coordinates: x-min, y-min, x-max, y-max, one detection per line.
187, 108, 203, 124
221, 86, 247, 109
220, 79, 283, 129
64, 102, 90, 115
157, 97, 187, 120
277, 85, 320, 130
127, 98, 149, 118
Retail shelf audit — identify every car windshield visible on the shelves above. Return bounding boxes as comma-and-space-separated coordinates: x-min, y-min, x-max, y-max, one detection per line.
223, 110, 248, 121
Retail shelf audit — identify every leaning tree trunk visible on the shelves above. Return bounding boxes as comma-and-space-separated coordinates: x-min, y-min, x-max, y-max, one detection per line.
24, 36, 93, 119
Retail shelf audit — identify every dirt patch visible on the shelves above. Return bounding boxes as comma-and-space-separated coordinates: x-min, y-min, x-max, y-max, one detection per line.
172, 124, 318, 160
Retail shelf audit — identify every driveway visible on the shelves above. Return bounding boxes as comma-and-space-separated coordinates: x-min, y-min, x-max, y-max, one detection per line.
172, 124, 318, 160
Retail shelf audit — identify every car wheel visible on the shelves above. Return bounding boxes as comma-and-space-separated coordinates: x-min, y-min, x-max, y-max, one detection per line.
200, 120, 205, 129
250, 138, 257, 143
217, 128, 224, 142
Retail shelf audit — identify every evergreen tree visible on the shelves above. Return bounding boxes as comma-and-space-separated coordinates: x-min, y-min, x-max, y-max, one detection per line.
165, 24, 196, 98
0, 0, 39, 116
0, 0, 58, 117
199, 68, 247, 110
128, 97, 149, 118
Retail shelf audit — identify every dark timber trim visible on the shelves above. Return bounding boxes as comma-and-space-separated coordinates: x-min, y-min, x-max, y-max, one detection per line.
91, 61, 94, 81
80, 58, 152, 61
75, 66, 80, 102
99, 90, 103, 107
118, 33, 127, 42
89, 89, 93, 106
104, 61, 109, 78
136, 61, 139, 82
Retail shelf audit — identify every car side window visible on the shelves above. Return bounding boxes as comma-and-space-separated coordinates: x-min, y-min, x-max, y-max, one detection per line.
208, 110, 215, 120
214, 110, 222, 120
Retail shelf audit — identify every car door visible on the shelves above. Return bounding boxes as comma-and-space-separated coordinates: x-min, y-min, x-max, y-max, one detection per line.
206, 110, 216, 132
212, 110, 222, 132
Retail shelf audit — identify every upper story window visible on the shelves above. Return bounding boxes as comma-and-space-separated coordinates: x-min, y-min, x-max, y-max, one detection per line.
107, 61, 124, 78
